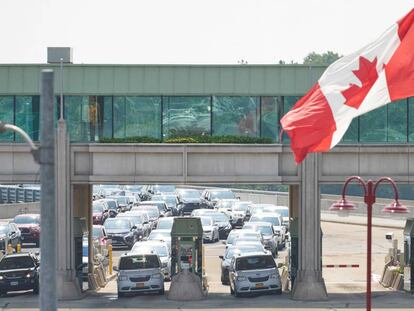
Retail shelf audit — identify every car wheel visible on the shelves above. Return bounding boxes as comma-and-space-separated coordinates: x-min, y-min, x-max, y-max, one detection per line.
118, 291, 125, 298
33, 285, 39, 295
158, 288, 165, 295
0, 289, 6, 296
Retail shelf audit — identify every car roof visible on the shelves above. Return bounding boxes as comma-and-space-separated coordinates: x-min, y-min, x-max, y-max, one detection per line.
1, 252, 35, 259
150, 229, 171, 233
209, 188, 231, 192
237, 230, 261, 235
14, 213, 40, 217
120, 252, 160, 258
234, 252, 272, 259
251, 212, 281, 217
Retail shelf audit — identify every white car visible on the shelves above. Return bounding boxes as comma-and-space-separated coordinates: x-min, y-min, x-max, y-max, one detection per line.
131, 240, 171, 280
249, 213, 286, 248
115, 252, 164, 297
199, 216, 219, 242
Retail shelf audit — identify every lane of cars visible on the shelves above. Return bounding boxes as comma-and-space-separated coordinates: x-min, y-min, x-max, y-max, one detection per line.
0, 184, 289, 298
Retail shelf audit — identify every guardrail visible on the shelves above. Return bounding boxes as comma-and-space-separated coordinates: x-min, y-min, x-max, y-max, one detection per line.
0, 185, 40, 204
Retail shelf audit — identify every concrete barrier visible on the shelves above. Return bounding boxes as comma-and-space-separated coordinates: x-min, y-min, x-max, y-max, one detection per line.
0, 202, 40, 219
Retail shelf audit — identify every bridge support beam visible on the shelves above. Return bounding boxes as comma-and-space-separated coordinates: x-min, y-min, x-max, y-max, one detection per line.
291, 153, 328, 301
56, 120, 82, 300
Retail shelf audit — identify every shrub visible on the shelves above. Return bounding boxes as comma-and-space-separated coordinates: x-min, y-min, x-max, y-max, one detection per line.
100, 135, 274, 144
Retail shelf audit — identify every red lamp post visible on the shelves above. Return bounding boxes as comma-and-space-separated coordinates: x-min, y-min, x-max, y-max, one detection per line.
330, 176, 408, 311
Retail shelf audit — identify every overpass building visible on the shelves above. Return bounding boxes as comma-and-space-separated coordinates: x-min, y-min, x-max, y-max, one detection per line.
1, 62, 413, 300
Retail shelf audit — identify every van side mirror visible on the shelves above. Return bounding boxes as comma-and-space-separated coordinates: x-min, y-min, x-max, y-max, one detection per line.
219, 255, 224, 260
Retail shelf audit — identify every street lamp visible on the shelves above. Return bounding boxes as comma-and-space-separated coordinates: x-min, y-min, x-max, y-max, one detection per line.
329, 176, 408, 311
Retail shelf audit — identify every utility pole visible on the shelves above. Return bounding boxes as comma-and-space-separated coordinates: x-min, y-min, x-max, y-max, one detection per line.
39, 69, 57, 311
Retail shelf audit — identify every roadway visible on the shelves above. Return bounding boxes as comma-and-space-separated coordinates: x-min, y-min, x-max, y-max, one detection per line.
3, 220, 412, 311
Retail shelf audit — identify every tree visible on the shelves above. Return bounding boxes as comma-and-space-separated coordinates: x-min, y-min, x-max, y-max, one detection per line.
303, 51, 342, 65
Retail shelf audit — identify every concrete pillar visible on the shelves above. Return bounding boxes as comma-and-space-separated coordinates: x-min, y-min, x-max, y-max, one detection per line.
56, 120, 82, 299
291, 153, 328, 301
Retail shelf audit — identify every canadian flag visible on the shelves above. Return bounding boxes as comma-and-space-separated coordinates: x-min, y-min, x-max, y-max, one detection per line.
280, 9, 414, 164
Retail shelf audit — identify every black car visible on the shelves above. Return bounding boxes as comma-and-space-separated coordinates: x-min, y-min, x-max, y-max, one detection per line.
103, 218, 139, 249
176, 189, 203, 216
209, 212, 232, 239
0, 253, 39, 295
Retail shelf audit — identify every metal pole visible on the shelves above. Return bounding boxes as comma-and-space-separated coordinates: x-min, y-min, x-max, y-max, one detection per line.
39, 69, 56, 311
59, 58, 63, 120
364, 180, 374, 311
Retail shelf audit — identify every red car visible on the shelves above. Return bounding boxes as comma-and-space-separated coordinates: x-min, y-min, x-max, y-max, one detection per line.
13, 214, 41, 247
92, 201, 109, 225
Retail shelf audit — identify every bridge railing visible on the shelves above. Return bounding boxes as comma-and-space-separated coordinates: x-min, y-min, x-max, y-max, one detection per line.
0, 185, 41, 204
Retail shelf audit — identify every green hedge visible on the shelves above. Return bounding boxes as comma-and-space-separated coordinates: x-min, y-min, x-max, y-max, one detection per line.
100, 135, 273, 144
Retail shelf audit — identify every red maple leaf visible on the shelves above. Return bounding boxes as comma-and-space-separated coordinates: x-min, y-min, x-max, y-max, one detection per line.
341, 56, 378, 109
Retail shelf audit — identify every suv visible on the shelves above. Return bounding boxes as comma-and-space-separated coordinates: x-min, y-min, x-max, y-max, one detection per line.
0, 253, 40, 295
115, 252, 164, 297
229, 253, 281, 297
13, 214, 40, 246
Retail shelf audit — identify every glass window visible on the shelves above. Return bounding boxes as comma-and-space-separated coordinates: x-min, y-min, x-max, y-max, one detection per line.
0, 96, 14, 141
15, 96, 40, 141
282, 96, 301, 143
113, 96, 161, 139
359, 106, 387, 142
388, 99, 407, 142
341, 118, 359, 143
162, 96, 210, 138
409, 97, 414, 142
97, 96, 113, 139
212, 96, 259, 137
64, 96, 97, 142
261, 96, 281, 142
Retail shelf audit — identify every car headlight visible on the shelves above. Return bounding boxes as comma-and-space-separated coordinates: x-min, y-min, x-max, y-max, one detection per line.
118, 275, 128, 281
152, 273, 163, 279
26, 272, 34, 278
236, 275, 246, 281
0, 275, 3, 280
270, 273, 278, 279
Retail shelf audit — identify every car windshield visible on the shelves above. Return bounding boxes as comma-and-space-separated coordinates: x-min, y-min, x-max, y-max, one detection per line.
106, 200, 117, 209
154, 185, 176, 193
270, 209, 289, 217
239, 232, 261, 239
157, 219, 174, 230
104, 219, 130, 230
118, 215, 143, 225
218, 201, 234, 209
236, 255, 276, 271
14, 215, 39, 224
119, 255, 160, 270
0, 225, 8, 235
180, 191, 200, 199
233, 237, 261, 245
139, 245, 168, 257
200, 217, 213, 226
141, 208, 159, 218
93, 204, 105, 213
250, 216, 280, 226
211, 213, 228, 223
225, 248, 242, 259
256, 226, 273, 235
226, 245, 262, 258
92, 227, 104, 238
234, 204, 249, 211
211, 191, 235, 200
226, 232, 240, 244
116, 197, 128, 205
0, 256, 35, 270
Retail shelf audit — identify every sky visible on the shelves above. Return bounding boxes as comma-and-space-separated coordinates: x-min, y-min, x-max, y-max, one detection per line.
0, 0, 412, 64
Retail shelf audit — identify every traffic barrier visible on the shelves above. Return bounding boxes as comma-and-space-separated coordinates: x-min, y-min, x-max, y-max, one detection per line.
108, 245, 113, 275
94, 267, 106, 288
323, 264, 359, 268
88, 273, 99, 290
7, 244, 13, 254
16, 243, 21, 253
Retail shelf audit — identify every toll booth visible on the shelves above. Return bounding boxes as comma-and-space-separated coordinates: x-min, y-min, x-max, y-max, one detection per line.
171, 217, 204, 279
404, 218, 414, 293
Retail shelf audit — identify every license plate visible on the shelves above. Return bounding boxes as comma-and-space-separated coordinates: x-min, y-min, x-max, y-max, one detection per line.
10, 281, 18, 286
136, 283, 144, 288
255, 283, 265, 288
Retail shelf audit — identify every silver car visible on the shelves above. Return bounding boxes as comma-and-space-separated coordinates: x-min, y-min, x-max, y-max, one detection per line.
229, 253, 282, 297
115, 252, 164, 297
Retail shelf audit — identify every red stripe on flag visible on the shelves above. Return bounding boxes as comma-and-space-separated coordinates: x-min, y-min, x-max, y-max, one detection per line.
387, 9, 414, 100
280, 83, 336, 164
397, 9, 414, 40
